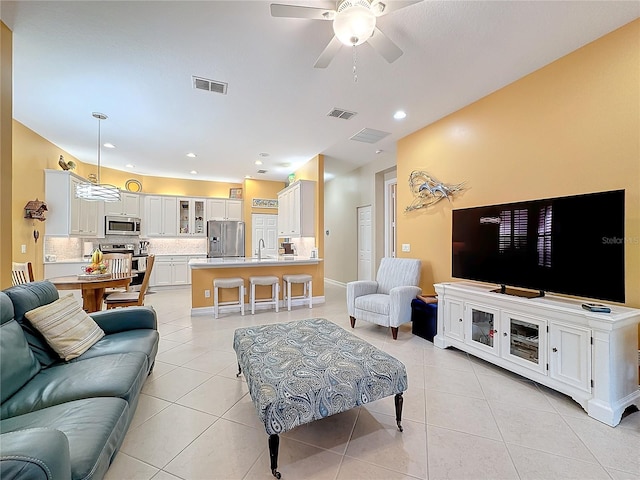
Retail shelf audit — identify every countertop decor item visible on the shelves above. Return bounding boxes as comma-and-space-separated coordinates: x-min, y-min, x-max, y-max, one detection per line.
75, 112, 121, 202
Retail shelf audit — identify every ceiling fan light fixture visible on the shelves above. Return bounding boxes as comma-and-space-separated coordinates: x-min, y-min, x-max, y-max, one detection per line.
333, 1, 376, 46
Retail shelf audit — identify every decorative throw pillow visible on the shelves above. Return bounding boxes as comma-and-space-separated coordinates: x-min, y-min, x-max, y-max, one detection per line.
24, 294, 105, 361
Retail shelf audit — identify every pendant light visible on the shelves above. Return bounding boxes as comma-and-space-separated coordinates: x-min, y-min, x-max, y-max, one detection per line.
75, 112, 120, 202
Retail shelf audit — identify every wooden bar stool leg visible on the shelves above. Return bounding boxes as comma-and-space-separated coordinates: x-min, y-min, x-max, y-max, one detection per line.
275, 282, 280, 313
240, 285, 245, 316
308, 280, 312, 308
251, 283, 256, 315
287, 280, 292, 311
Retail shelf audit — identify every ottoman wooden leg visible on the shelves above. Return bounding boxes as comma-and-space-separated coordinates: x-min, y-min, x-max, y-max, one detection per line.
236, 363, 242, 378
350, 316, 356, 328
391, 327, 399, 340
269, 434, 281, 479
395, 393, 404, 432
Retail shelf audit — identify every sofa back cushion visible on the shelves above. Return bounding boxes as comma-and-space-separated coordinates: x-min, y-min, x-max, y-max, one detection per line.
376, 258, 422, 295
0, 292, 41, 404
3, 281, 61, 367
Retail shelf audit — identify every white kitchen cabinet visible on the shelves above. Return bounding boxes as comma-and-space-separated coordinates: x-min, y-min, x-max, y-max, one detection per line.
434, 282, 640, 426
206, 198, 242, 221
45, 170, 102, 237
144, 196, 178, 237
151, 256, 189, 286
104, 192, 140, 217
277, 180, 315, 237
178, 198, 206, 236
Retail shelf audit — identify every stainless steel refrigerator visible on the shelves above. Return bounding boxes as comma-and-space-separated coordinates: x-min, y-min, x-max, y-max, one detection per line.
207, 220, 245, 257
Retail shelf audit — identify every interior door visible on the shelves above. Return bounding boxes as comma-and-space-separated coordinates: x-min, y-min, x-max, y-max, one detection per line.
252, 214, 278, 257
357, 205, 372, 281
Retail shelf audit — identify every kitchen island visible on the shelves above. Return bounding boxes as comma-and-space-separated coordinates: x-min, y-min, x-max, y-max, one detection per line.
189, 256, 323, 315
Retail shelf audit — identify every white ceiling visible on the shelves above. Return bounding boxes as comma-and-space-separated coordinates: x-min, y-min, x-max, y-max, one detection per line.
2, 1, 638, 183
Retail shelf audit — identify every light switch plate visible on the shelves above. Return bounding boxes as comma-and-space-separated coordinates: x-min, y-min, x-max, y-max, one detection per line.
401, 244, 410, 252
21, 244, 27, 254
204, 289, 211, 298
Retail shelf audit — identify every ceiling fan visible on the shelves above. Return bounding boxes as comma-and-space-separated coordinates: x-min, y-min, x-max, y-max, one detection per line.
271, 0, 422, 68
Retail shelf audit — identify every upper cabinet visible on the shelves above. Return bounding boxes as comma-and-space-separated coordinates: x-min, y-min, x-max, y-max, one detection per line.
206, 199, 243, 221
103, 192, 140, 217
178, 198, 206, 236
277, 180, 315, 237
45, 170, 102, 237
144, 195, 178, 237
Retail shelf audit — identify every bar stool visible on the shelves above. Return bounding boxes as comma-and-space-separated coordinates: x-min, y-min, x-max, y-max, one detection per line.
213, 277, 245, 319
249, 275, 280, 314
282, 274, 313, 311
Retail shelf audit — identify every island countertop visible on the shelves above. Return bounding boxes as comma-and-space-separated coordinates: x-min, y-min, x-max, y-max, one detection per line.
189, 256, 322, 268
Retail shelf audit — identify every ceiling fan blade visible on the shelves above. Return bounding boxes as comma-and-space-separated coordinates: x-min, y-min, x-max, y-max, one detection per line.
371, 0, 422, 16
314, 36, 343, 68
368, 27, 403, 63
270, 4, 335, 20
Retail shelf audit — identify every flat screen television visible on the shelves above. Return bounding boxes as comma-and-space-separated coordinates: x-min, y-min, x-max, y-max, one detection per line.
452, 190, 625, 302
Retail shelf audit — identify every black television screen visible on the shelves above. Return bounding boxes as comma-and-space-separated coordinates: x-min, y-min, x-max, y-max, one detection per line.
452, 190, 625, 302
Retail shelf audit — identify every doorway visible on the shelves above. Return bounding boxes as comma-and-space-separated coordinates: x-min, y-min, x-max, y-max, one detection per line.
252, 214, 278, 257
357, 205, 372, 280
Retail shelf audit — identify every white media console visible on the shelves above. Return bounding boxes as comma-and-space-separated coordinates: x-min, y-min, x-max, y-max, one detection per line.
434, 282, 640, 426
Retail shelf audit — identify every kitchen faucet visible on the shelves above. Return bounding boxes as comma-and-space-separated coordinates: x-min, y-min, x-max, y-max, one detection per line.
258, 238, 265, 260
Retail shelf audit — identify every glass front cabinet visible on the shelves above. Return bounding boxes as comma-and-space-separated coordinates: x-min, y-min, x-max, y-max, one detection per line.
500, 312, 547, 375
464, 303, 500, 355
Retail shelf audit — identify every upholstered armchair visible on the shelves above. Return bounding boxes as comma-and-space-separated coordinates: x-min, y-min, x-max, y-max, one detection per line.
347, 258, 422, 340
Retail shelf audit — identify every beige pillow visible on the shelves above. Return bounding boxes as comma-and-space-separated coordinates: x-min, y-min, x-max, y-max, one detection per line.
25, 294, 105, 361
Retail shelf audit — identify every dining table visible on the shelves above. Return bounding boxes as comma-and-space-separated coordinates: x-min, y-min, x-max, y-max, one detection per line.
48, 273, 135, 313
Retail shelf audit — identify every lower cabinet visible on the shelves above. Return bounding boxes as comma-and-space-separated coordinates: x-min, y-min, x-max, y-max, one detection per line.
434, 282, 640, 427
151, 256, 189, 286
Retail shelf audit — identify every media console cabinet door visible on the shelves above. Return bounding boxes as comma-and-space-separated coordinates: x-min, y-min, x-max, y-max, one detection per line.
501, 312, 547, 375
465, 303, 500, 356
444, 298, 464, 341
549, 322, 592, 393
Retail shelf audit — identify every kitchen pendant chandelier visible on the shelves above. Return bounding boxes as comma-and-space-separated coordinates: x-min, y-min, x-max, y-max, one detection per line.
75, 112, 120, 202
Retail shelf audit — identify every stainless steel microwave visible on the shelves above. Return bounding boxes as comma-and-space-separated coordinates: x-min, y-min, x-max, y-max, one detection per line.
105, 216, 141, 236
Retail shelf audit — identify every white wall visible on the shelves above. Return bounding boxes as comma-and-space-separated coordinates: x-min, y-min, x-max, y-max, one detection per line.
324, 155, 395, 284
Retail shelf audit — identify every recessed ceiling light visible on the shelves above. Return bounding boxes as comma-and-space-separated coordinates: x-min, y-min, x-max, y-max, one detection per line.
393, 110, 407, 120
245, 175, 252, 179
190, 170, 197, 174
103, 143, 116, 148
258, 152, 270, 157
255, 160, 263, 165
375, 149, 383, 154
125, 164, 135, 168
186, 153, 197, 158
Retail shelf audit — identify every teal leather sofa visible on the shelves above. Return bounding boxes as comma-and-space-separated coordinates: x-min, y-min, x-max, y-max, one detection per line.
0, 281, 159, 480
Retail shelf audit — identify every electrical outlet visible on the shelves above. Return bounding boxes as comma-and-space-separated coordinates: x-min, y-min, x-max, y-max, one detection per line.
21, 244, 27, 254
401, 243, 410, 252
204, 289, 211, 298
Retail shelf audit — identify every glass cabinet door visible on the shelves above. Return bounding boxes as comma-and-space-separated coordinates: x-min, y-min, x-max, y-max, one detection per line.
501, 313, 547, 374
465, 304, 500, 355
193, 200, 205, 235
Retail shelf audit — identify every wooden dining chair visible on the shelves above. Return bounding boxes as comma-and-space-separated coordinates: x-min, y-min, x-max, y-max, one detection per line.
102, 253, 133, 297
12, 262, 35, 286
105, 255, 155, 309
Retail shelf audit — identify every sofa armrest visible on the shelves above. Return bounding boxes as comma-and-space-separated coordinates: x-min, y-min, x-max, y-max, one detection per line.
346, 281, 378, 316
90, 306, 157, 334
389, 286, 422, 328
0, 428, 71, 480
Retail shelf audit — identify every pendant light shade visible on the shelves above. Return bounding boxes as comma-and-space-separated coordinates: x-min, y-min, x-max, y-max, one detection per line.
75, 112, 121, 202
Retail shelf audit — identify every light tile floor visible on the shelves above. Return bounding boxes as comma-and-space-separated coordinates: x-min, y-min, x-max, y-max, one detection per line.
106, 282, 640, 480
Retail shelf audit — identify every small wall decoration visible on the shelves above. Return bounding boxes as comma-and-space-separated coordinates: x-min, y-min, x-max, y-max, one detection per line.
252, 198, 278, 209
24, 199, 48, 221
229, 188, 243, 199
125, 179, 142, 192
405, 170, 465, 212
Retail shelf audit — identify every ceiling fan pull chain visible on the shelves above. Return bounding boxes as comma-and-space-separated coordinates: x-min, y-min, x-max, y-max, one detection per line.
352, 45, 358, 83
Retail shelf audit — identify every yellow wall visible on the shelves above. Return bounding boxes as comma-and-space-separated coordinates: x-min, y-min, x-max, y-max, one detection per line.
1, 22, 12, 288
398, 20, 640, 309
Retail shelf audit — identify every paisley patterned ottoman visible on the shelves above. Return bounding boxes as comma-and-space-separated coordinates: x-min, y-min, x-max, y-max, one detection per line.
233, 317, 408, 478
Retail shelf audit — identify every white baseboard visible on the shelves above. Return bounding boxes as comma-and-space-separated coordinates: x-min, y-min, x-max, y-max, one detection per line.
324, 278, 346, 287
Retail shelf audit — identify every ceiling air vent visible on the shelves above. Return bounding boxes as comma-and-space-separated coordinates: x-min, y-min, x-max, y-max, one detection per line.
350, 128, 391, 144
192, 76, 228, 95
327, 108, 357, 120
257, 169, 268, 174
